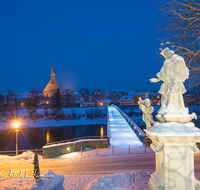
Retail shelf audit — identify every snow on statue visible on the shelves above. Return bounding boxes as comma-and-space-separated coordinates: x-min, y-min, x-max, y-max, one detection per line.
138, 97, 154, 128
150, 47, 197, 123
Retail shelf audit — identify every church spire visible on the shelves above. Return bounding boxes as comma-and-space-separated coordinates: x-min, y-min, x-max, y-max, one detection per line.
51, 62, 55, 73
51, 62, 55, 81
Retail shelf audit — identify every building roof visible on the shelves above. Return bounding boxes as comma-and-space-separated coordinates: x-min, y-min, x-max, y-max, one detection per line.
43, 80, 63, 94
63, 91, 70, 96
120, 95, 133, 100
128, 91, 135, 95
149, 91, 159, 95
72, 92, 82, 96
97, 99, 110, 103
110, 89, 126, 93
134, 92, 142, 96
128, 91, 142, 96
82, 102, 95, 105
16, 94, 29, 99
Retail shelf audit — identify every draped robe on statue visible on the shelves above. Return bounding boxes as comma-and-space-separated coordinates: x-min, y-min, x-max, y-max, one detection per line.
157, 53, 189, 116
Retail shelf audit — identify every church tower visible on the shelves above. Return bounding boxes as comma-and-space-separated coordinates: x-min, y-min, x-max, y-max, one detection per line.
51, 64, 55, 81
43, 63, 63, 97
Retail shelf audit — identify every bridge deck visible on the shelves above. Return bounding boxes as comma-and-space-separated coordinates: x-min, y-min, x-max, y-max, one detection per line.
108, 106, 143, 147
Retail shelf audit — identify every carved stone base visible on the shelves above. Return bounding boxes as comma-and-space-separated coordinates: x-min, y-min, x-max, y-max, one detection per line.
156, 112, 197, 123
145, 122, 200, 190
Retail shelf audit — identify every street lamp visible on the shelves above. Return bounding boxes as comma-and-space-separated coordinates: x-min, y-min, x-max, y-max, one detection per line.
13, 122, 20, 156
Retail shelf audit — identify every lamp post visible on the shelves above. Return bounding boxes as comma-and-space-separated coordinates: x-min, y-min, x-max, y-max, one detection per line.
13, 122, 20, 156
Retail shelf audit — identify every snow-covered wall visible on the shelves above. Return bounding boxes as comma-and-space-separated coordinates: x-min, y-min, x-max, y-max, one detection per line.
43, 138, 109, 158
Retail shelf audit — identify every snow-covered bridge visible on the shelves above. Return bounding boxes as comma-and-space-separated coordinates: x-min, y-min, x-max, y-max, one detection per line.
107, 105, 145, 147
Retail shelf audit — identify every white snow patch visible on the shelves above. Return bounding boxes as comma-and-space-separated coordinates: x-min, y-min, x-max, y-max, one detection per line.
84, 171, 151, 190
0, 170, 64, 190
0, 151, 42, 165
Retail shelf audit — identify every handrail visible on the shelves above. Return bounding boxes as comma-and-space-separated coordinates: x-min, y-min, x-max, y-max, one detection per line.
45, 136, 108, 146
111, 104, 146, 143
106, 105, 111, 146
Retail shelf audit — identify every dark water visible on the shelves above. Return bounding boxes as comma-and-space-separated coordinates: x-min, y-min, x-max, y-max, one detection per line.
0, 124, 107, 151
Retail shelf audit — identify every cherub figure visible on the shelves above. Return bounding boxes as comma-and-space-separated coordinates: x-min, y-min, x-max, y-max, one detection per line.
138, 97, 154, 128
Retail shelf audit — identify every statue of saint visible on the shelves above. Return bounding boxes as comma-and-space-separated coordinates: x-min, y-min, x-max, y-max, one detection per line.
138, 97, 154, 128
150, 47, 196, 122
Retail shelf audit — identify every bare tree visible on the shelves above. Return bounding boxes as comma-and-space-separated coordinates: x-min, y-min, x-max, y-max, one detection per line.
30, 87, 42, 106
157, 0, 200, 87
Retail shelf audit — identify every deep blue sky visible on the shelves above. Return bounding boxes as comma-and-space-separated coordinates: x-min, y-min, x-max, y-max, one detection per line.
0, 0, 164, 94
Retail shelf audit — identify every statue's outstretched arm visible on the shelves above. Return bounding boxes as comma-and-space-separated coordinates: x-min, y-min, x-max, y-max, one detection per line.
150, 78, 160, 83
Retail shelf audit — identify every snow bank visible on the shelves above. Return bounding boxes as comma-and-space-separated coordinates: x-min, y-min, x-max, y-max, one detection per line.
0, 151, 42, 165
84, 171, 151, 190
0, 169, 152, 190
0, 170, 64, 190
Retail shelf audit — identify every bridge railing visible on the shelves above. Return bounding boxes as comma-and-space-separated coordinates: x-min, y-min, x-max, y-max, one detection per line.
111, 104, 146, 143
45, 136, 108, 146
107, 106, 111, 146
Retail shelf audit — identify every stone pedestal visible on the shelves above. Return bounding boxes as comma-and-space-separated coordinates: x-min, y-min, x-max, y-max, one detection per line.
145, 122, 200, 190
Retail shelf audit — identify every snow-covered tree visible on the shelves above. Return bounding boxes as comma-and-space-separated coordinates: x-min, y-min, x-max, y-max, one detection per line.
33, 149, 40, 182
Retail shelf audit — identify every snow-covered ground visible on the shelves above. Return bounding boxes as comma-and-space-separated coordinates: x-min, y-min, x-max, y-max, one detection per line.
0, 148, 153, 190
0, 107, 107, 130
1, 107, 107, 117
84, 171, 151, 190
0, 151, 42, 166
0, 147, 200, 189
1, 105, 199, 189
0, 169, 152, 190
0, 118, 106, 130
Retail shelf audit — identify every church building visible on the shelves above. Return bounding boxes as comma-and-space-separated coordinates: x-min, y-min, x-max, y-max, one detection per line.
43, 64, 63, 97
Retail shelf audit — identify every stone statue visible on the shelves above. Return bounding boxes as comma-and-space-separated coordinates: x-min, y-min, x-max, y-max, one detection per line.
150, 47, 196, 122
138, 97, 154, 128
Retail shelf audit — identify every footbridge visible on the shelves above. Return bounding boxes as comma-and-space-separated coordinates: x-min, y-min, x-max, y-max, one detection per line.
107, 105, 146, 147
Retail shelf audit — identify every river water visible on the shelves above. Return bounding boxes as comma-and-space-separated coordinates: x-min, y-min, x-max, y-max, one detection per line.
0, 124, 107, 151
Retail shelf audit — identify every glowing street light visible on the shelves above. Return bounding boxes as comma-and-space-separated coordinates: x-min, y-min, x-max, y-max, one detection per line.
13, 122, 20, 156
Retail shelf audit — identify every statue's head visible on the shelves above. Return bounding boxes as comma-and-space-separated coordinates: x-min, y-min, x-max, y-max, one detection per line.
160, 47, 174, 59
144, 98, 151, 107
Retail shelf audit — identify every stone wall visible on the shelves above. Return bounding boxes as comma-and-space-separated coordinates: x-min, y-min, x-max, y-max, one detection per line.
42, 138, 109, 158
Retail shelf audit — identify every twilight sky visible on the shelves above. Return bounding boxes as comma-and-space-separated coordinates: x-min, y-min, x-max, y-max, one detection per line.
0, 0, 164, 94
